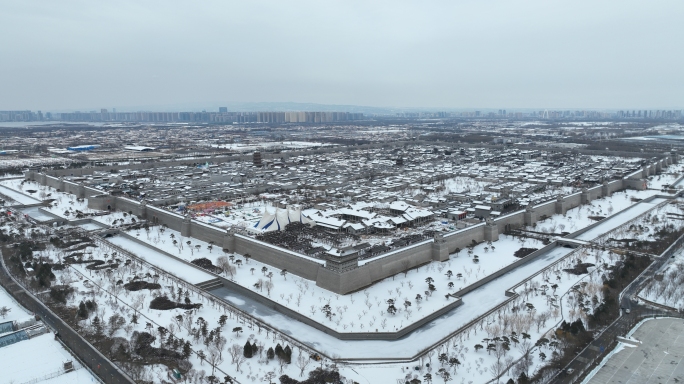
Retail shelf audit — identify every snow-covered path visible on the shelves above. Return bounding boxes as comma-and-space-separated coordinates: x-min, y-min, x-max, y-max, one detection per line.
106, 235, 215, 284
209, 246, 572, 360
0, 185, 40, 205
574, 197, 668, 241
19, 206, 59, 221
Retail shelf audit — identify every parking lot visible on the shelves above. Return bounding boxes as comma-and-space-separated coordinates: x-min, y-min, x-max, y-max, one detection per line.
586, 318, 684, 384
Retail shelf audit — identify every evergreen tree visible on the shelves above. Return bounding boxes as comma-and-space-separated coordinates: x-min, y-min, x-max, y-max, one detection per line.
267, 347, 275, 360
92, 316, 103, 336
182, 341, 192, 359
275, 343, 284, 359
77, 301, 88, 318
243, 341, 253, 358
251, 342, 258, 355
284, 345, 292, 363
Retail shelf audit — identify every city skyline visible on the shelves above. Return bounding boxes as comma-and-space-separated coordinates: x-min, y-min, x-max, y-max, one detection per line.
2, 107, 682, 123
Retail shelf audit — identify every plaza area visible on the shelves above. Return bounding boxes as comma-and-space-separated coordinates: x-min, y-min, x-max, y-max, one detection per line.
586, 318, 684, 384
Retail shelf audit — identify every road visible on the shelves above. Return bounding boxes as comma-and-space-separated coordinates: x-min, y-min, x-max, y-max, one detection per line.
0, 250, 134, 384
550, 247, 683, 384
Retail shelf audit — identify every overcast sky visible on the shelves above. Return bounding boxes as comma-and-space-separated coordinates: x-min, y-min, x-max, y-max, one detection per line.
1, 0, 682, 111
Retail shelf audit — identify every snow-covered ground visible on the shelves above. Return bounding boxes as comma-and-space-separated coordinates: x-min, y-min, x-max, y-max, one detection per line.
0, 184, 41, 205
0, 179, 142, 230
106, 235, 215, 285
0, 335, 98, 384
3, 160, 678, 382
192, 201, 269, 229
0, 157, 73, 169
640, 247, 684, 310
1, 195, 649, 382
31, 234, 615, 384
114, 225, 547, 334
648, 162, 684, 189
0, 285, 97, 383
594, 200, 684, 245
210, 245, 574, 360
575, 197, 668, 241
526, 189, 662, 236
443, 176, 488, 194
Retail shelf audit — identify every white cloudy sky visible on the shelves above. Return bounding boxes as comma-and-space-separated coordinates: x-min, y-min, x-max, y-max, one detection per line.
0, 0, 682, 111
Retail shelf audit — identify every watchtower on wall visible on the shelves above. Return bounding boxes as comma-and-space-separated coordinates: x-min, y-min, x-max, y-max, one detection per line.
581, 187, 591, 204
484, 217, 499, 242
524, 202, 537, 226
325, 246, 360, 272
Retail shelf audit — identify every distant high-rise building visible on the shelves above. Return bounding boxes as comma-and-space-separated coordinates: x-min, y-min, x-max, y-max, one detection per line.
219, 107, 228, 113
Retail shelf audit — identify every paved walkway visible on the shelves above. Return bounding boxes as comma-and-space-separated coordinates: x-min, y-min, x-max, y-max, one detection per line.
587, 318, 684, 384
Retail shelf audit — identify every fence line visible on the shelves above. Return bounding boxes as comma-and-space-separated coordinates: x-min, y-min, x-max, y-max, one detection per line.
19, 364, 83, 384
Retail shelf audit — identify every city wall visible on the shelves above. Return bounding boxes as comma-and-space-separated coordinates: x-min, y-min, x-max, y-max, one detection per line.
24, 156, 672, 294
104, 231, 461, 341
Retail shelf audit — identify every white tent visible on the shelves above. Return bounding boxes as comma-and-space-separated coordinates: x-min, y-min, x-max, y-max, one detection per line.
253, 206, 313, 232
253, 209, 277, 232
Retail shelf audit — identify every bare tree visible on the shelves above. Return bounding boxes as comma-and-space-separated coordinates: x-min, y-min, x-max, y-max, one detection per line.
263, 371, 277, 384
518, 337, 533, 360
295, 353, 311, 377
214, 336, 227, 360
207, 346, 223, 376
228, 344, 242, 364
217, 256, 235, 278
536, 311, 550, 332
426, 350, 435, 367
234, 353, 246, 373
490, 360, 506, 384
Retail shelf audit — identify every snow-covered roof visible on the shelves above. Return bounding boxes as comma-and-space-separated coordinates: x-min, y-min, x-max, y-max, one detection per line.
124, 146, 156, 151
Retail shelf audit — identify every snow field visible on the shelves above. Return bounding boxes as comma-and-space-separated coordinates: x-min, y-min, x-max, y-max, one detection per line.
0, 334, 98, 384
118, 225, 546, 334
37, 242, 331, 384
0, 179, 146, 231
42, 240, 612, 384
0, 184, 41, 205
105, 235, 215, 284
526, 189, 661, 236
640, 246, 684, 310
346, 247, 620, 384
4, 158, 680, 382
0, 283, 97, 383
594, 199, 684, 245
